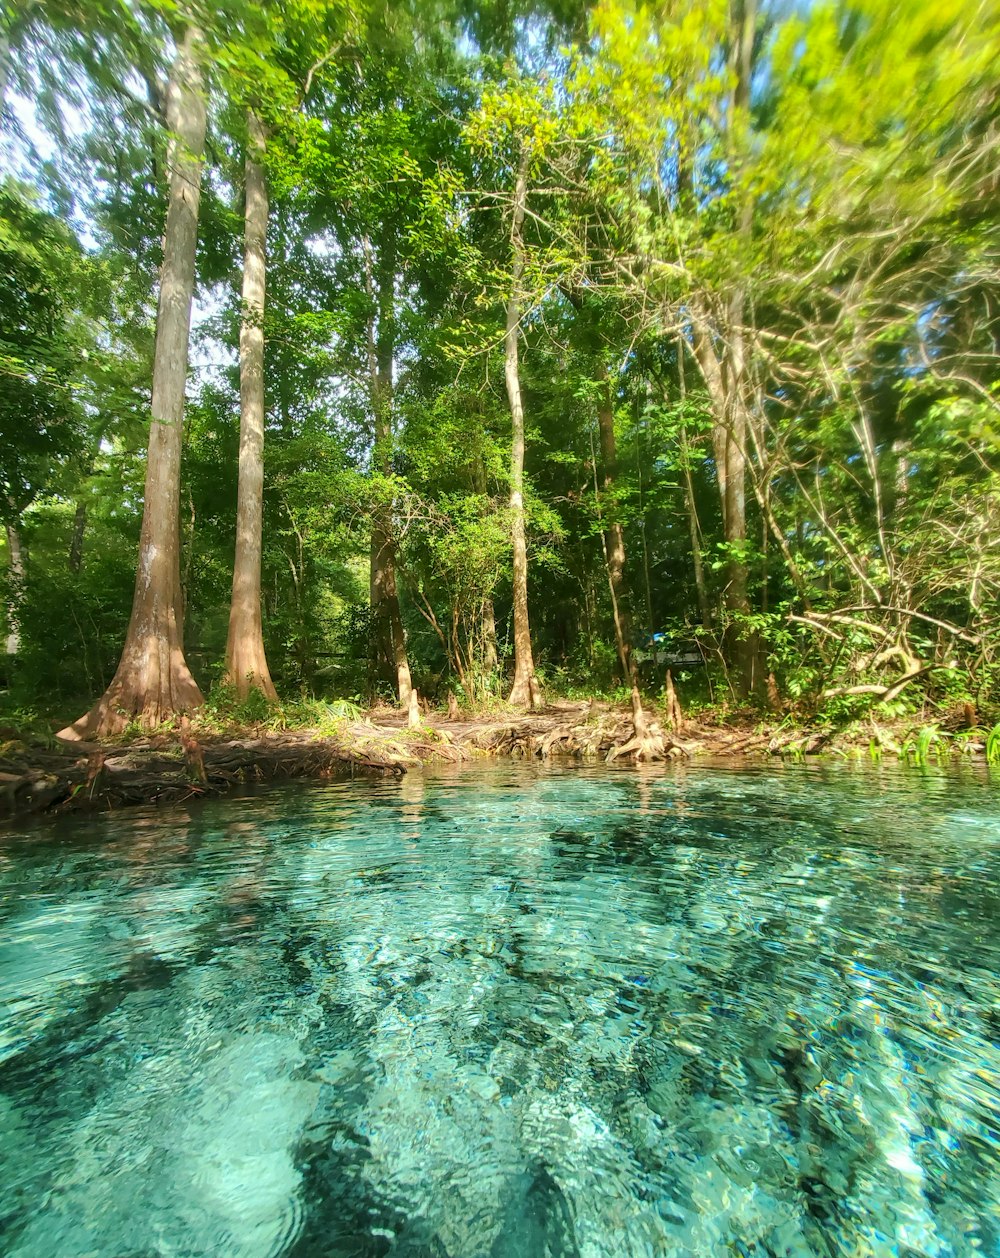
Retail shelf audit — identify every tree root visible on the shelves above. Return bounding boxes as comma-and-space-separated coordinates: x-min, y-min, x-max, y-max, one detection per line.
0, 731, 417, 822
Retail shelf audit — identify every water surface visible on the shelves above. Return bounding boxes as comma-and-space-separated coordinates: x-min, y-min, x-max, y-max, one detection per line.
1, 762, 998, 1257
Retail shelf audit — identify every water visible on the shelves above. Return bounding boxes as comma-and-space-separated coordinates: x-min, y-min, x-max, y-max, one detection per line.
1, 762, 998, 1258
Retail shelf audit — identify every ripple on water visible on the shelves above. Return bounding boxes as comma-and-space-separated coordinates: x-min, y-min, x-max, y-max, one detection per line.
0, 761, 998, 1257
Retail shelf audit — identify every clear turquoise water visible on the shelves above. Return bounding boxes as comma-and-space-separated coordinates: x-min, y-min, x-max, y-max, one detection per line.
0, 762, 998, 1258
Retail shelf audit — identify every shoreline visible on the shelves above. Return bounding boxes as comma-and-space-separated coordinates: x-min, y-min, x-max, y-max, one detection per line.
0, 702, 992, 824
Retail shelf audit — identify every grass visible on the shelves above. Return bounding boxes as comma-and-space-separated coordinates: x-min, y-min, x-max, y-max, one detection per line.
194, 688, 365, 737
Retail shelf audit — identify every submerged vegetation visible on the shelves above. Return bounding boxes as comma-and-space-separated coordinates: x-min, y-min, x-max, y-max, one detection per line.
1, 0, 998, 749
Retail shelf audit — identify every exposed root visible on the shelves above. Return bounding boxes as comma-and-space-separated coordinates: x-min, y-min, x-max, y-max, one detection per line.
10, 696, 952, 827
461, 705, 691, 765
608, 731, 664, 764
0, 728, 437, 822
664, 670, 684, 731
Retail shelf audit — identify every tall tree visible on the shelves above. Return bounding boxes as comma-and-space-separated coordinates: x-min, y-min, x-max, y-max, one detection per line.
504, 146, 541, 708
61, 24, 207, 738
689, 0, 760, 694
224, 108, 277, 699
462, 73, 577, 708
366, 226, 413, 706
5, 0, 997, 729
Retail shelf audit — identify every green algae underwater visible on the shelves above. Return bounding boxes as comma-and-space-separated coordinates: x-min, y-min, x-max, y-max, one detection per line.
0, 761, 998, 1257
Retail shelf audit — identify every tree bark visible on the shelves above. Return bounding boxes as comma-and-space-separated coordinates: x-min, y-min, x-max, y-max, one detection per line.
365, 230, 412, 706
482, 597, 499, 673
471, 452, 499, 675
5, 519, 24, 656
691, 303, 759, 695
589, 415, 648, 737
680, 425, 712, 633
505, 149, 540, 709
675, 339, 712, 631
596, 364, 634, 683
677, 3, 762, 697
633, 394, 655, 639
723, 319, 752, 628
724, 0, 761, 694
68, 500, 87, 573
224, 109, 277, 701
60, 26, 206, 739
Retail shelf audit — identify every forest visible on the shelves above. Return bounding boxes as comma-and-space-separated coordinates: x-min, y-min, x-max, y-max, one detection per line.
2, 0, 999, 745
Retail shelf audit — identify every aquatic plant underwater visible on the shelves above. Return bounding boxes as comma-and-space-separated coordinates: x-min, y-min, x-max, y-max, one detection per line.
0, 764, 998, 1257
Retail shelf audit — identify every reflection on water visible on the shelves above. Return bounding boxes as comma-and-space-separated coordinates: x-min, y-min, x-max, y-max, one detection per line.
0, 762, 998, 1257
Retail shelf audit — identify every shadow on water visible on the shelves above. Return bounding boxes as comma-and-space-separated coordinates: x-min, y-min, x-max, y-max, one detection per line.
490, 1166, 579, 1258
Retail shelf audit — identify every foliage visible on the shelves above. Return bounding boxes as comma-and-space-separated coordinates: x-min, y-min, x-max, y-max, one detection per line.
1, 0, 998, 731
0, 182, 93, 524
196, 685, 365, 735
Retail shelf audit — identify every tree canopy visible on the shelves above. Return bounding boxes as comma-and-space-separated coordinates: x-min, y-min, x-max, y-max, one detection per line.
2, 0, 998, 732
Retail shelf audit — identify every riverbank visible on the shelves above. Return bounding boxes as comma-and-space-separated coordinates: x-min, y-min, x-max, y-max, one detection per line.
0, 699, 993, 823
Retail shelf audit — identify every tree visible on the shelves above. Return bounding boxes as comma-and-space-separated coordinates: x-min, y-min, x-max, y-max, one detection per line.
365, 225, 414, 706
462, 76, 576, 709
274, 1, 467, 705
61, 24, 207, 738
0, 182, 91, 656
3, 0, 997, 730
503, 145, 542, 708
223, 108, 278, 699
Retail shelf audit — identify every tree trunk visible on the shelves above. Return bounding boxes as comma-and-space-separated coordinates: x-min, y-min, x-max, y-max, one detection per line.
5, 519, 24, 656
724, 0, 761, 694
482, 598, 499, 673
370, 525, 411, 705
365, 230, 412, 706
722, 348, 754, 652
596, 364, 634, 683
60, 26, 206, 740
68, 500, 87, 573
635, 405, 655, 640
722, 396, 760, 694
691, 306, 759, 696
505, 149, 540, 710
590, 414, 648, 736
681, 448, 712, 633
678, 382, 712, 633
224, 109, 277, 701
471, 452, 499, 676
664, 668, 683, 730
678, 4, 762, 698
